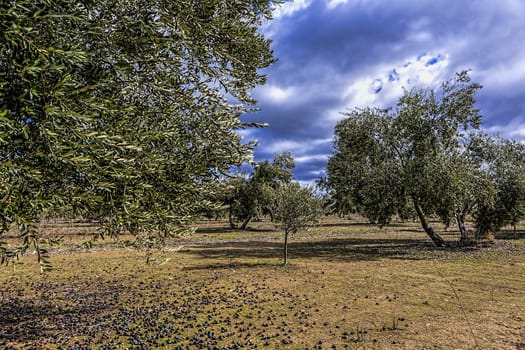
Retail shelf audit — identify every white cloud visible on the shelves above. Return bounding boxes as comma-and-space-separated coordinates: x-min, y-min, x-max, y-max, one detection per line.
255, 84, 295, 104
485, 119, 525, 140
306, 169, 326, 177
476, 51, 525, 91
294, 154, 330, 164
341, 52, 450, 110
342, 77, 380, 109
273, 0, 312, 18
406, 30, 433, 44
326, 0, 380, 10
326, 0, 349, 9
263, 140, 303, 154
262, 137, 332, 155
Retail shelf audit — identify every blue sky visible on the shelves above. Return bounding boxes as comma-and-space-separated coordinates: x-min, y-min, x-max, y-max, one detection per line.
241, 0, 525, 183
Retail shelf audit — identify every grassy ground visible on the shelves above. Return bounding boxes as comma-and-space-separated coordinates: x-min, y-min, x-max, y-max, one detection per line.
1, 217, 524, 349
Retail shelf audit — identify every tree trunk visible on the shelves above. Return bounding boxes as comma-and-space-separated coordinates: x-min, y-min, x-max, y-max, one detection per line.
283, 230, 289, 265
240, 216, 252, 230
412, 198, 448, 247
456, 213, 471, 245
228, 209, 236, 229
474, 224, 487, 242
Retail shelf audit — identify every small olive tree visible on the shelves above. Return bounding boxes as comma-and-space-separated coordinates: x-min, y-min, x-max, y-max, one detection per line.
271, 182, 321, 265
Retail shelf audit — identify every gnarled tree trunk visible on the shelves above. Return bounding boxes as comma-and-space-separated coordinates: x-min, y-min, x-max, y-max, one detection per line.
412, 198, 448, 247
228, 208, 237, 229
456, 213, 472, 245
240, 216, 252, 230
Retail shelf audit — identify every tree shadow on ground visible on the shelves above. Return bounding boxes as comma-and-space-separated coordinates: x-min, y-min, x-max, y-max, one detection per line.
316, 221, 375, 228
181, 236, 470, 270
494, 229, 525, 240
196, 226, 276, 234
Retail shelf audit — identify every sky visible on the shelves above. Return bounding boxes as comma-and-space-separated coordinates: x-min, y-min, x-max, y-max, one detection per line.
241, 0, 525, 183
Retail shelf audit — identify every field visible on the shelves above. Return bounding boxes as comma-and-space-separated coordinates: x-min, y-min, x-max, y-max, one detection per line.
1, 217, 524, 349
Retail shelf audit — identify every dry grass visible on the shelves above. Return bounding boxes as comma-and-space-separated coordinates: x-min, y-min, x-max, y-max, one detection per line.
1, 217, 524, 349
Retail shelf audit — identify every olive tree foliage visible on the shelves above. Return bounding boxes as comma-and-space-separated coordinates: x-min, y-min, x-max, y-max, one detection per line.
227, 152, 294, 229
0, 0, 281, 269
467, 135, 525, 239
315, 177, 355, 218
271, 182, 321, 265
327, 72, 484, 247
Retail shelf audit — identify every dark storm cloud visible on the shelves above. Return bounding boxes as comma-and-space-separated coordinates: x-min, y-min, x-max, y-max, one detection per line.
246, 0, 525, 182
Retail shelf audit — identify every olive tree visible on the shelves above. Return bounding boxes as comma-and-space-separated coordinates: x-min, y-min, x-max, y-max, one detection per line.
327, 72, 483, 247
271, 182, 321, 265
0, 0, 281, 269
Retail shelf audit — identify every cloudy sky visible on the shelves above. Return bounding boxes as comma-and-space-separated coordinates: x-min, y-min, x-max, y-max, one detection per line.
241, 0, 525, 183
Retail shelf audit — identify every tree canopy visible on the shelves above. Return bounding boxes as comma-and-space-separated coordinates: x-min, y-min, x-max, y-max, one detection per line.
467, 134, 525, 239
0, 0, 281, 269
327, 71, 525, 247
271, 182, 320, 265
227, 152, 295, 229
